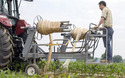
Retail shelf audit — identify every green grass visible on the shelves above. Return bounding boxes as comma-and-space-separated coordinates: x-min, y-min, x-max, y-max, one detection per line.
1, 61, 125, 78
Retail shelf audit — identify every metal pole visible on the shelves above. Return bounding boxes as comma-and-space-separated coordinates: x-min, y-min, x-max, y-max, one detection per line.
85, 34, 88, 63
33, 44, 36, 64
15, 0, 20, 18
106, 28, 108, 64
111, 34, 113, 62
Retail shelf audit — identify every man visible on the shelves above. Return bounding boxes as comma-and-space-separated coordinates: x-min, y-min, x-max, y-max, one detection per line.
94, 1, 114, 63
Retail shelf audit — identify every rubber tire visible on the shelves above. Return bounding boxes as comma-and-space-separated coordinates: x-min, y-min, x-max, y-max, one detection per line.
0, 26, 13, 70
25, 64, 41, 76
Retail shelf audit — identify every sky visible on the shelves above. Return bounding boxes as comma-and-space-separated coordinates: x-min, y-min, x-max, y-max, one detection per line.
19, 0, 125, 59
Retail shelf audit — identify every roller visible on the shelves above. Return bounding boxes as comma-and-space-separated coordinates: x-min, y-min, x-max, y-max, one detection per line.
37, 20, 88, 52
71, 27, 88, 40
71, 27, 88, 51
37, 20, 88, 39
37, 20, 61, 35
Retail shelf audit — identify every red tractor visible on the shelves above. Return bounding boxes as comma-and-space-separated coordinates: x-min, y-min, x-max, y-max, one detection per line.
0, 0, 33, 70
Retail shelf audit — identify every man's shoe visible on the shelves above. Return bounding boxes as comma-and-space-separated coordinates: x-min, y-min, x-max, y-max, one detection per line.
100, 60, 106, 63
100, 60, 112, 63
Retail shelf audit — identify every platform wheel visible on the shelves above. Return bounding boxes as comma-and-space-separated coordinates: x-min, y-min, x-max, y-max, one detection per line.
25, 64, 41, 76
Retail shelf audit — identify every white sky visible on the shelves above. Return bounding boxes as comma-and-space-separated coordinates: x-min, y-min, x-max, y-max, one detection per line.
19, 0, 125, 59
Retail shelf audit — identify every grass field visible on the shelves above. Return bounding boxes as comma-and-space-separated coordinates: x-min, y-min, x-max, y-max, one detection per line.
1, 61, 125, 78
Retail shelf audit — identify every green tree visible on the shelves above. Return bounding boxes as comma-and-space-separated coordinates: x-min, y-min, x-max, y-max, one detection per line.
123, 59, 125, 63
113, 55, 123, 63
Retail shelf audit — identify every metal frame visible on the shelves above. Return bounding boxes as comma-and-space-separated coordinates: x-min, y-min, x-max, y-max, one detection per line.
20, 23, 113, 64
0, 0, 20, 18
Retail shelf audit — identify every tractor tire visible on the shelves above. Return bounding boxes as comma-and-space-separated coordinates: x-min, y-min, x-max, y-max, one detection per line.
0, 26, 13, 70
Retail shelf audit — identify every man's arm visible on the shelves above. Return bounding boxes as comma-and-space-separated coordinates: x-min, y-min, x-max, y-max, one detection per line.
94, 17, 105, 29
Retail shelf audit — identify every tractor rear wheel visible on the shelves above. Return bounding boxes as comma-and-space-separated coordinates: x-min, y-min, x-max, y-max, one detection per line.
0, 26, 13, 70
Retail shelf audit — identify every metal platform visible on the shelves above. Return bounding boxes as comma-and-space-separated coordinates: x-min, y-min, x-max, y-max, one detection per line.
21, 23, 113, 65
22, 52, 92, 60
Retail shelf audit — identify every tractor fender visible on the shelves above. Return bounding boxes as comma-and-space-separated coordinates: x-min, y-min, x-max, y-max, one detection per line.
16, 19, 30, 35
0, 15, 12, 27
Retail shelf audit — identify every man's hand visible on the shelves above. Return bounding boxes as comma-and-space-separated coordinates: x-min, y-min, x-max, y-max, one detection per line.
95, 17, 104, 29
94, 26, 99, 29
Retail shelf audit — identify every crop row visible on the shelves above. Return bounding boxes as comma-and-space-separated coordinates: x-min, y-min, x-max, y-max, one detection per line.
7, 60, 125, 78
